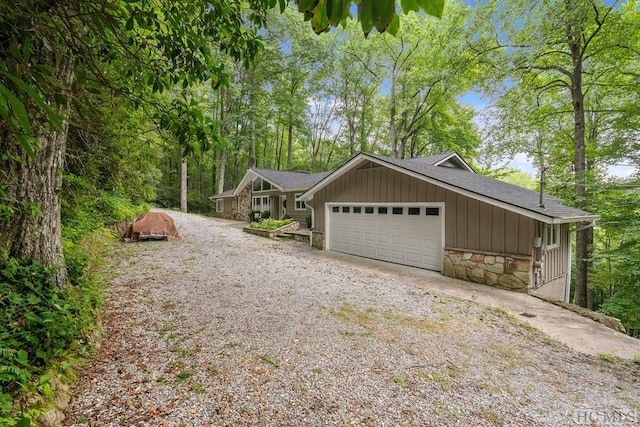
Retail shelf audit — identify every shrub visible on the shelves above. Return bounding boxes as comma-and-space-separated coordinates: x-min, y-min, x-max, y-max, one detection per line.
250, 218, 293, 231
0, 241, 103, 423
261, 210, 271, 220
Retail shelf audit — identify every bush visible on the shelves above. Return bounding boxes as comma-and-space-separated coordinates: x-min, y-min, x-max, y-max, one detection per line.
0, 256, 101, 420
261, 210, 271, 220
250, 218, 293, 231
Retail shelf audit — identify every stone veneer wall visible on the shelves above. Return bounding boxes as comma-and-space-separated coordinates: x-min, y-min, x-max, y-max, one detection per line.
443, 248, 531, 293
234, 186, 251, 221
311, 231, 324, 250
214, 186, 252, 221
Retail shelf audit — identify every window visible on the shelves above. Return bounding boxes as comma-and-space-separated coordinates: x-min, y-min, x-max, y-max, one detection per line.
378, 207, 388, 214
365, 207, 374, 214
252, 196, 271, 212
332, 206, 339, 213
425, 207, 440, 216
353, 207, 362, 213
252, 178, 273, 192
342, 206, 350, 213
392, 207, 403, 215
295, 193, 306, 210
546, 224, 560, 248
408, 207, 420, 215
216, 199, 224, 212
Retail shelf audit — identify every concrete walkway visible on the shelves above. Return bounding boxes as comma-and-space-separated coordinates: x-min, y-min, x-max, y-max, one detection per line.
313, 250, 640, 360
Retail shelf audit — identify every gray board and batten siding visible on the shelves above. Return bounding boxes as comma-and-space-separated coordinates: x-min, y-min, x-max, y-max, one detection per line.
312, 162, 535, 258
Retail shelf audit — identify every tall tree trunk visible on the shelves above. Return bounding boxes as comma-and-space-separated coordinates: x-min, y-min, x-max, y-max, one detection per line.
180, 157, 188, 212
287, 110, 293, 170
218, 151, 227, 194
0, 55, 73, 285
389, 72, 398, 158
250, 70, 257, 168
567, 1, 591, 309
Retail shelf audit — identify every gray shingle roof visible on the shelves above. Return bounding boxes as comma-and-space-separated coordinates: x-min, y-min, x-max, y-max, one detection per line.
252, 168, 332, 191
367, 153, 597, 222
210, 188, 235, 199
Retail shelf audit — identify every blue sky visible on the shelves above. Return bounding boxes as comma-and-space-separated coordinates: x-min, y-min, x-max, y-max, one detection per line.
457, 91, 637, 179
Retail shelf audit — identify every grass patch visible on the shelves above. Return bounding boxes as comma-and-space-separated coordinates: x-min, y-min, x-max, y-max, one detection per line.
597, 353, 623, 363
175, 371, 192, 384
190, 383, 206, 394
331, 304, 447, 337
261, 354, 279, 368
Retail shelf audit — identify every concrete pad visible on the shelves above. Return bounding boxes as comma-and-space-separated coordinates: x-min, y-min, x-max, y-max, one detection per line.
312, 250, 640, 360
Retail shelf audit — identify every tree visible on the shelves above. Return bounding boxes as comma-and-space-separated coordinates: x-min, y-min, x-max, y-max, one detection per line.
477, 0, 640, 308
0, 0, 272, 283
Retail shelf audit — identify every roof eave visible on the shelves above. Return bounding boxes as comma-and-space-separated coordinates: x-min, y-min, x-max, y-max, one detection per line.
232, 169, 284, 196
300, 152, 597, 224
298, 153, 368, 201
550, 215, 600, 225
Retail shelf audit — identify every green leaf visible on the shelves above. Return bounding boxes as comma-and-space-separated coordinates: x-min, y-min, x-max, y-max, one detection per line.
387, 13, 400, 36
296, 0, 320, 13
401, 0, 420, 13
126, 16, 134, 30
416, 0, 445, 18
372, 0, 396, 32
311, 0, 330, 34
0, 70, 63, 131
358, 0, 374, 35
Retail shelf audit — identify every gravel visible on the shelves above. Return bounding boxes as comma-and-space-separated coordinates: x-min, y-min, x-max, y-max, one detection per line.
64, 210, 640, 427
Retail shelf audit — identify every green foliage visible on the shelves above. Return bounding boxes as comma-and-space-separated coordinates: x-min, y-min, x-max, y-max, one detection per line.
0, 255, 101, 420
261, 210, 271, 220
293, 0, 444, 35
250, 218, 293, 230
587, 182, 640, 336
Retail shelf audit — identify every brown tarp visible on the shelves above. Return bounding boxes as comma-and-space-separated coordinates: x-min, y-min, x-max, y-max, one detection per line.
123, 212, 182, 242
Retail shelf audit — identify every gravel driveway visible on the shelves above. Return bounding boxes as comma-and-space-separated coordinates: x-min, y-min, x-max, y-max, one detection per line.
64, 211, 640, 426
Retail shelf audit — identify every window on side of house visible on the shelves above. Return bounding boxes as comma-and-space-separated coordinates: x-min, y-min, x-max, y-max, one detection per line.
252, 196, 261, 210
295, 193, 306, 210
216, 199, 224, 212
546, 224, 560, 248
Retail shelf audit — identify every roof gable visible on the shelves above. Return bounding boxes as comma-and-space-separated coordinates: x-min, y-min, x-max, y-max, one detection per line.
300, 152, 598, 224
231, 168, 332, 196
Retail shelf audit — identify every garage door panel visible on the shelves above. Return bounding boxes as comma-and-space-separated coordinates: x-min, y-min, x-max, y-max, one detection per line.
329, 204, 442, 271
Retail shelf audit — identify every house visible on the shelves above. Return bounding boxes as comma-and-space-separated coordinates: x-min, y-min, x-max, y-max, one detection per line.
297, 152, 598, 302
210, 168, 331, 224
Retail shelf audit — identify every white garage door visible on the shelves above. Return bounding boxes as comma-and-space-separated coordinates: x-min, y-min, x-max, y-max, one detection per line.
328, 204, 443, 271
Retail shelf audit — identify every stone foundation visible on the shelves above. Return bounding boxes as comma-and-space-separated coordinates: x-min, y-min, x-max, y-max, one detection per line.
311, 231, 324, 250
443, 248, 531, 293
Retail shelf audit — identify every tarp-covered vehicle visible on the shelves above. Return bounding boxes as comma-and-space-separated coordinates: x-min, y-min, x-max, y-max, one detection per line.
123, 212, 182, 242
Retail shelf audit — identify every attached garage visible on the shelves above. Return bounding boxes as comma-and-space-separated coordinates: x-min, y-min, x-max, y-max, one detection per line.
327, 203, 444, 271
299, 152, 599, 302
